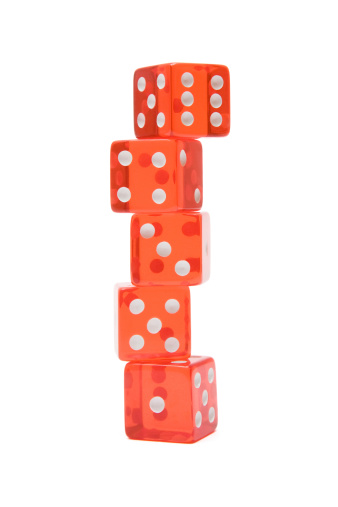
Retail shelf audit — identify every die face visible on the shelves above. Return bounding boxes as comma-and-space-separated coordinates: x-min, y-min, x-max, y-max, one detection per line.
190, 357, 218, 441
134, 62, 230, 138
171, 63, 208, 137
207, 64, 230, 136
176, 140, 203, 210
134, 64, 171, 138
130, 212, 210, 286
124, 356, 217, 443
115, 283, 191, 361
110, 139, 203, 213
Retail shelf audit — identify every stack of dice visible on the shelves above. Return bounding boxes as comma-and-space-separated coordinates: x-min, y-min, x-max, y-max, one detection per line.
111, 63, 230, 443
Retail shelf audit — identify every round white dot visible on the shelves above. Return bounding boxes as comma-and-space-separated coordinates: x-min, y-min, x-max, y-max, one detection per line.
129, 335, 144, 350
152, 152, 166, 168
137, 113, 145, 128
147, 94, 156, 109
140, 223, 155, 239
175, 260, 190, 276
118, 150, 132, 166
117, 187, 131, 202
210, 112, 222, 127
180, 150, 187, 166
156, 241, 171, 257
129, 299, 145, 314
194, 372, 201, 388
211, 75, 224, 90
208, 367, 215, 383
147, 317, 162, 334
165, 299, 180, 314
181, 91, 194, 106
157, 74, 165, 89
152, 189, 166, 204
209, 407, 215, 423
202, 390, 208, 406
150, 396, 165, 413
194, 188, 201, 203
181, 112, 194, 126
195, 411, 202, 428
165, 337, 180, 353
210, 93, 222, 108
181, 72, 194, 87
157, 113, 165, 127
137, 77, 146, 92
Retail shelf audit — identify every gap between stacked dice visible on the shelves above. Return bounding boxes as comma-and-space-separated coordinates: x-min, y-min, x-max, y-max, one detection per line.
111, 63, 230, 443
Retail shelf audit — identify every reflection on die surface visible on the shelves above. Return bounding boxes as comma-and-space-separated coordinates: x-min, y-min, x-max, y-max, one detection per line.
134, 62, 230, 139
111, 139, 202, 213
115, 283, 191, 361
124, 356, 218, 443
130, 212, 210, 286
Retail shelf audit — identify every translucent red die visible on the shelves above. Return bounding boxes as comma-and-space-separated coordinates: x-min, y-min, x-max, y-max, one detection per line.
124, 356, 218, 443
134, 63, 230, 139
130, 212, 210, 286
115, 284, 191, 361
111, 139, 202, 212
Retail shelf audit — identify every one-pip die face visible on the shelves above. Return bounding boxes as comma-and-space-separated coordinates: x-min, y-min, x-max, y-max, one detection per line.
134, 62, 230, 138
110, 139, 202, 213
130, 212, 210, 286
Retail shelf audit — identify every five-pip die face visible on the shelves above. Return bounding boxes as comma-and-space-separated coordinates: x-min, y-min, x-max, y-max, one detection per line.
134, 62, 230, 139
115, 284, 191, 361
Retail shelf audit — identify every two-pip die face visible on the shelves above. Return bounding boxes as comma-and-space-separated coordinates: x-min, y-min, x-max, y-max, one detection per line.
111, 139, 202, 212
115, 284, 191, 361
125, 356, 218, 443
131, 212, 210, 286
134, 63, 230, 138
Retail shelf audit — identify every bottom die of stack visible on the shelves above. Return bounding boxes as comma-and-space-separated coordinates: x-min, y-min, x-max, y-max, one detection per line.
124, 356, 217, 443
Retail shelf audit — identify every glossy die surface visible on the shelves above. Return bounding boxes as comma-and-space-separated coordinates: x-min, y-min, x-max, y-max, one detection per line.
111, 139, 202, 213
130, 212, 210, 286
115, 284, 191, 361
124, 356, 218, 443
134, 63, 230, 138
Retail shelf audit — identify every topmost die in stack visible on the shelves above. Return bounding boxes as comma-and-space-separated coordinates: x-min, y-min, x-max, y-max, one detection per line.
134, 63, 230, 139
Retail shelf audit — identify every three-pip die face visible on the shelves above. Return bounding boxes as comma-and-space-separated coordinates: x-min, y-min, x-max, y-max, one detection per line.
125, 356, 218, 443
131, 212, 210, 286
111, 139, 203, 212
115, 284, 191, 361
134, 63, 230, 138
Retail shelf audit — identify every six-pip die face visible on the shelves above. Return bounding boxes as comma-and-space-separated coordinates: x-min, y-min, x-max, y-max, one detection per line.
111, 139, 203, 213
130, 212, 210, 286
115, 283, 191, 361
134, 62, 230, 139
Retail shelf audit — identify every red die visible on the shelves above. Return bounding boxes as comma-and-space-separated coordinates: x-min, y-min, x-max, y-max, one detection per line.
130, 212, 210, 286
111, 139, 202, 212
134, 63, 230, 139
115, 283, 191, 361
124, 356, 218, 443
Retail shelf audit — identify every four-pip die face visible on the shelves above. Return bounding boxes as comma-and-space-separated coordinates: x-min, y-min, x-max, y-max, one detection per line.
124, 356, 218, 443
130, 212, 210, 286
115, 284, 191, 361
134, 63, 230, 139
111, 139, 203, 212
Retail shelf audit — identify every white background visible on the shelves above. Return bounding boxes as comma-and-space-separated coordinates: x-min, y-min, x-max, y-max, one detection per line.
0, 0, 337, 505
